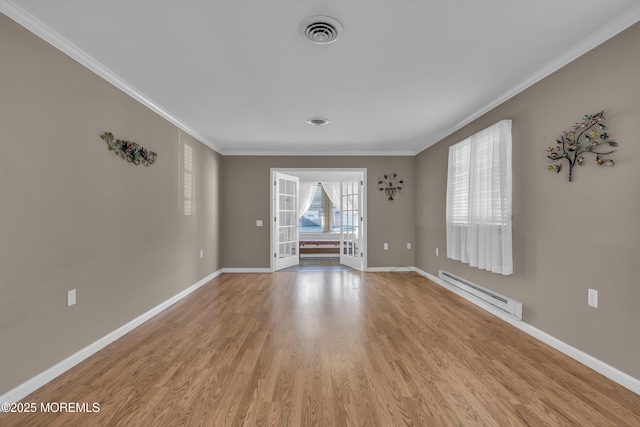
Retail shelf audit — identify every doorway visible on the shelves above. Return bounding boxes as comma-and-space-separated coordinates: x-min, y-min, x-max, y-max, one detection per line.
270, 168, 367, 272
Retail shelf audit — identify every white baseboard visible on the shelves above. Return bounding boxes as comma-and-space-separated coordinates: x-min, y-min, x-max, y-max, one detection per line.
0, 269, 223, 406
366, 266, 415, 272
221, 268, 271, 273
413, 267, 640, 396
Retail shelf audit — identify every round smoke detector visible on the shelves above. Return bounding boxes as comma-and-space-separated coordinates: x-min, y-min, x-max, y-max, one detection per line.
307, 117, 330, 127
300, 16, 342, 44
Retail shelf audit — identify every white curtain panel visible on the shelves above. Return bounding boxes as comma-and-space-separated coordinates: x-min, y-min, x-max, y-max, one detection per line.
320, 182, 341, 210
446, 119, 513, 275
298, 181, 317, 218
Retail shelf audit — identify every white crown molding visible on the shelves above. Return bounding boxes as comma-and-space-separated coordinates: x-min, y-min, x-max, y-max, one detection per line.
450, 4, 640, 136
0, 269, 223, 406
413, 267, 640, 396
223, 6, 640, 157
0, 0, 409, 158
220, 150, 418, 156
2, 1, 638, 158
0, 0, 222, 154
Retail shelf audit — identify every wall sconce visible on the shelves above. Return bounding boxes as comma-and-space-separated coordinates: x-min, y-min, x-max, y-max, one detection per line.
377, 173, 404, 200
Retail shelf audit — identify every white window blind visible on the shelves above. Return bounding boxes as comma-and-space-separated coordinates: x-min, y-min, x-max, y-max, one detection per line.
448, 141, 471, 225
446, 120, 513, 275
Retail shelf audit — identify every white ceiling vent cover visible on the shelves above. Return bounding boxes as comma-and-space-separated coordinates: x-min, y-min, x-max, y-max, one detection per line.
300, 16, 343, 44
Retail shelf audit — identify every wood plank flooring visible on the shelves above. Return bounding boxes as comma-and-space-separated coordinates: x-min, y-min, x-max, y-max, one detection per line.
282, 257, 350, 271
1, 271, 639, 426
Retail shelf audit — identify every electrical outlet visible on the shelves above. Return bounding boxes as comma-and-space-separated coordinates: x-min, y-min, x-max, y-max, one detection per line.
384, 243, 389, 250
256, 220, 263, 227
588, 289, 598, 308
67, 289, 76, 307
436, 248, 439, 256
200, 250, 204, 259
407, 243, 411, 250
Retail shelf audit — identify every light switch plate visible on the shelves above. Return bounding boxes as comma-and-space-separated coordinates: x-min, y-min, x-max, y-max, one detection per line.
67, 289, 76, 307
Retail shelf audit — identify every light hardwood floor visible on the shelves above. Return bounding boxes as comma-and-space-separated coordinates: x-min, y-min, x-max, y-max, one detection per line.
2, 271, 639, 426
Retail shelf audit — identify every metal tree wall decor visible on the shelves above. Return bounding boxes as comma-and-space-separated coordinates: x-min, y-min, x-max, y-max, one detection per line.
100, 132, 158, 166
377, 173, 404, 200
547, 111, 618, 182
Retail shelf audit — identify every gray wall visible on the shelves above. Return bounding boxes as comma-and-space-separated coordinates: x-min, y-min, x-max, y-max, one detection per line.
221, 156, 416, 269
0, 15, 222, 394
2, 11, 638, 397
415, 22, 640, 378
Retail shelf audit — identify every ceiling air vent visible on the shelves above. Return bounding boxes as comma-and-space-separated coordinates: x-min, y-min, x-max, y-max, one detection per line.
300, 16, 342, 44
307, 117, 330, 127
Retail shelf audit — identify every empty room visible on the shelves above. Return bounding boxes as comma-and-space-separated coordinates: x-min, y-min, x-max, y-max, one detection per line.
1, 1, 639, 426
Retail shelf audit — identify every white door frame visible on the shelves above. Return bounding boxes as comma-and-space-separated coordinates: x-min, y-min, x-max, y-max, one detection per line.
270, 168, 367, 272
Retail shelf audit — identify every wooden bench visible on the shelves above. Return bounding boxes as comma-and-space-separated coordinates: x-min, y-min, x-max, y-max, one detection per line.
299, 240, 340, 255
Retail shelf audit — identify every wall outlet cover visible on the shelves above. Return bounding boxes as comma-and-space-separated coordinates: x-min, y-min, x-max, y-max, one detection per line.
588, 289, 598, 308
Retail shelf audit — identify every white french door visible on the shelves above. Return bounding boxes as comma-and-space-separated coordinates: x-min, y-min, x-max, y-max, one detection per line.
273, 172, 299, 271
340, 177, 363, 270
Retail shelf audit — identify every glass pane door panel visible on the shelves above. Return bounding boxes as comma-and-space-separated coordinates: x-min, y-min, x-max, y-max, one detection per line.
274, 173, 299, 270
340, 176, 363, 270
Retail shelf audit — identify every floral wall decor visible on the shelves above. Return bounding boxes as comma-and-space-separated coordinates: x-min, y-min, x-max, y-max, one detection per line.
546, 111, 618, 182
377, 173, 404, 200
100, 132, 157, 166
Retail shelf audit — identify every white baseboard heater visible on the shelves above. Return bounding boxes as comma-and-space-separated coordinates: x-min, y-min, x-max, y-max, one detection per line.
439, 270, 523, 320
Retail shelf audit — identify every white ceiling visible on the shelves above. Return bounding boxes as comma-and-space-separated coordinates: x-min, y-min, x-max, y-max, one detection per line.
3, 0, 639, 155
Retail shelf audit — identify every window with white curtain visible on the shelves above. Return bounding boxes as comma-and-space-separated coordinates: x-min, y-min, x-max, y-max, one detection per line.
298, 183, 339, 232
446, 120, 513, 275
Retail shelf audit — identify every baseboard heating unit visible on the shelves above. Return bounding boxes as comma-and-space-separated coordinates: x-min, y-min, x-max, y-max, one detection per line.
439, 270, 523, 320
